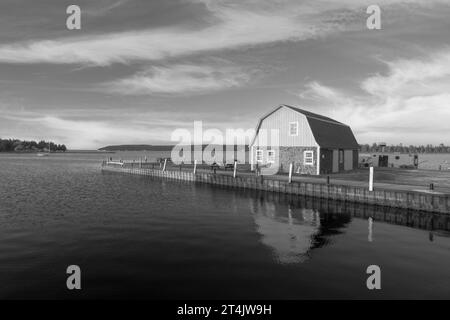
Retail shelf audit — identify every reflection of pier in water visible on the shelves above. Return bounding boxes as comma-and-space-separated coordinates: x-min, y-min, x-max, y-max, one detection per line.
241, 189, 450, 232
241, 188, 450, 264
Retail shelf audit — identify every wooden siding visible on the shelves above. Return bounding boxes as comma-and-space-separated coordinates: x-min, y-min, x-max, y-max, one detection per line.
332, 150, 339, 173
344, 150, 353, 171
252, 106, 318, 148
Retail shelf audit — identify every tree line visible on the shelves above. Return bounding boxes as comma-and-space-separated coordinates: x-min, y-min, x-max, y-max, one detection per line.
0, 138, 67, 152
360, 143, 450, 154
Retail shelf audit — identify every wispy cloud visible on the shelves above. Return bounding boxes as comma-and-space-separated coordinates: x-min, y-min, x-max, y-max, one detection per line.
0, 106, 256, 149
0, 1, 317, 66
83, 0, 131, 17
298, 47, 450, 145
362, 48, 450, 97
0, 112, 172, 149
104, 62, 251, 95
1, 0, 445, 66
1, 0, 449, 148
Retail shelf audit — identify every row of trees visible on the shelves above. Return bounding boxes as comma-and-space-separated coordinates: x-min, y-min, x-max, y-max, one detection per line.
360, 143, 450, 154
0, 138, 67, 152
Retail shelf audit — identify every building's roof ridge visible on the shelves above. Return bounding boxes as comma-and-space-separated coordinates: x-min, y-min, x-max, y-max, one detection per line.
250, 105, 359, 149
281, 105, 348, 127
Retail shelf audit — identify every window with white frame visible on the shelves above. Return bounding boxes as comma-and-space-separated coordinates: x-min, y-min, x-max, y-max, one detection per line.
267, 150, 275, 163
289, 122, 298, 136
304, 151, 314, 165
256, 149, 263, 163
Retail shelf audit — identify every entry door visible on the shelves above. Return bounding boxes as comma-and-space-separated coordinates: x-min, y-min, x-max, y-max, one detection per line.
379, 155, 388, 167
332, 150, 339, 173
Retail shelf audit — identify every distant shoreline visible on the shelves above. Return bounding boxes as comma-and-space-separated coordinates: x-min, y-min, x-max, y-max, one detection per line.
98, 144, 249, 152
0, 150, 115, 154
66, 150, 116, 154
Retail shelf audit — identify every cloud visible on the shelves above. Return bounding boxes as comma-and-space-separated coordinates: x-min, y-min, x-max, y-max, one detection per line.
298, 48, 450, 145
0, 0, 445, 66
0, 106, 256, 149
83, 0, 131, 17
362, 48, 450, 97
104, 62, 251, 95
0, 114, 166, 149
298, 81, 343, 102
0, 2, 318, 66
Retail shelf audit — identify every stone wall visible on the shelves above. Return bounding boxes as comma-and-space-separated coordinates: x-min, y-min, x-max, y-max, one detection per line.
277, 146, 318, 175
251, 146, 318, 174
101, 164, 450, 214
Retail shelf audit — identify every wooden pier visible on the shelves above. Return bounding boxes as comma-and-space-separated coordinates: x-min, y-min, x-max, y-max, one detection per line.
101, 162, 450, 214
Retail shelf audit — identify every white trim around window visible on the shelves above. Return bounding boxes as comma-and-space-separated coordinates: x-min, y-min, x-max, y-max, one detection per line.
304, 150, 314, 165
289, 121, 298, 136
256, 149, 263, 163
267, 149, 275, 163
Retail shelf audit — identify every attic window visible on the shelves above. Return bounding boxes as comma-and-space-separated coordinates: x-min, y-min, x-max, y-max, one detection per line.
289, 122, 298, 136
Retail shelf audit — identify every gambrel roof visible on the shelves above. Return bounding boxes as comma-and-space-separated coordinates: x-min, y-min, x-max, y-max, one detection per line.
251, 105, 359, 149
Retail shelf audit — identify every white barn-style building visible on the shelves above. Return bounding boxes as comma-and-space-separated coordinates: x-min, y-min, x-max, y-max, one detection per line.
250, 105, 359, 175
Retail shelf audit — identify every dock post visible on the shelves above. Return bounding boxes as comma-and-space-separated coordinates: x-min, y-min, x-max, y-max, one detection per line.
288, 163, 293, 184
163, 158, 167, 172
233, 160, 237, 178
194, 160, 197, 174
369, 166, 374, 191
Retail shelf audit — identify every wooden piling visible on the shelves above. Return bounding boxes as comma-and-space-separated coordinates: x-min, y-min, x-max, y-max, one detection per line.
288, 163, 293, 184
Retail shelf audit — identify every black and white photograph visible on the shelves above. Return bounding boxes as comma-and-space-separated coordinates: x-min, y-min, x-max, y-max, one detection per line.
0, 0, 449, 309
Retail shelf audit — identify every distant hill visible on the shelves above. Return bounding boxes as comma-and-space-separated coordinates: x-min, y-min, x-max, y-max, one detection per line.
99, 144, 249, 151
99, 145, 174, 151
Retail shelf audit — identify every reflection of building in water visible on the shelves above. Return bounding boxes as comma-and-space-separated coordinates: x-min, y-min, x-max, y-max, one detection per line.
250, 198, 321, 264
247, 189, 450, 234
244, 189, 450, 262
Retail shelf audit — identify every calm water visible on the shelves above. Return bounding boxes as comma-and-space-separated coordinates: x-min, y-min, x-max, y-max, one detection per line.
0, 153, 449, 299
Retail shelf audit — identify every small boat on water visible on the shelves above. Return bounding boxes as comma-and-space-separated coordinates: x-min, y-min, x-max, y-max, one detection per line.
36, 142, 51, 157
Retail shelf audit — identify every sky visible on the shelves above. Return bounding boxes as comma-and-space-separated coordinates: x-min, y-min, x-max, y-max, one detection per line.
0, 0, 449, 149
